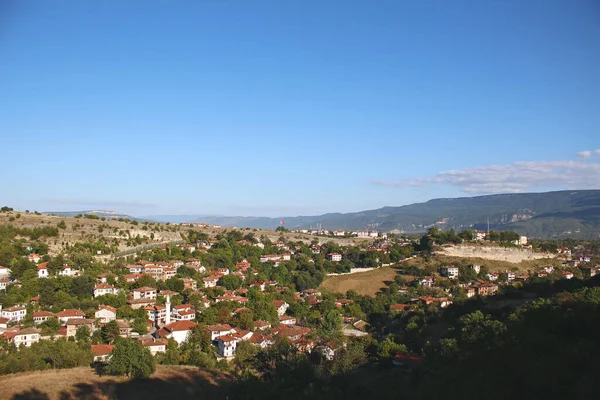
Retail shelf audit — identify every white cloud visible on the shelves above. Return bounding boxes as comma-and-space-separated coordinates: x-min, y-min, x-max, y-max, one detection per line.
595, 149, 600, 156
369, 159, 600, 194
578, 150, 592, 159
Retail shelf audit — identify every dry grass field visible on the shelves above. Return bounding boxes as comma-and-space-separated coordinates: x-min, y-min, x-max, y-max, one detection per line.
3, 365, 233, 400
320, 266, 408, 296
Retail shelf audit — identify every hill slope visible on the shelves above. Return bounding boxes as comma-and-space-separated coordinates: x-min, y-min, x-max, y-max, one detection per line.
192, 190, 600, 238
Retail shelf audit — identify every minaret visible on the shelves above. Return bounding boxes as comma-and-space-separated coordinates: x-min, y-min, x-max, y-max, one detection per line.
165, 294, 171, 325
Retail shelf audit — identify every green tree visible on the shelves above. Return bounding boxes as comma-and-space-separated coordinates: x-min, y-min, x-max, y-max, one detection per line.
106, 338, 156, 378
221, 274, 242, 290
75, 326, 91, 343
101, 320, 120, 344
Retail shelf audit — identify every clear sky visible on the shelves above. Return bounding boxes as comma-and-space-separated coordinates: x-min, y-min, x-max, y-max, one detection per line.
1, 0, 599, 217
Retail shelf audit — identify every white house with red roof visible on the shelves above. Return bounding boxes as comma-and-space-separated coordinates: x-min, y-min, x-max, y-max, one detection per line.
172, 304, 196, 321
132, 287, 157, 300
55, 309, 86, 324
202, 275, 220, 288
156, 320, 197, 345
14, 327, 41, 347
217, 335, 237, 357
37, 262, 49, 278
94, 283, 119, 298
95, 305, 117, 322
1, 305, 27, 322
206, 324, 234, 341
139, 337, 168, 355
32, 311, 55, 325
58, 264, 74, 277
91, 344, 115, 362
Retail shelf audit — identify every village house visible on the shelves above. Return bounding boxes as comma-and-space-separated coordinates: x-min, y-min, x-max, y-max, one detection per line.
27, 254, 41, 263
1, 305, 27, 322
487, 273, 499, 281
95, 305, 117, 323
440, 265, 459, 279
254, 320, 271, 331
418, 276, 434, 288
93, 283, 119, 298
279, 315, 296, 325
66, 318, 96, 337
56, 309, 86, 324
116, 320, 132, 338
470, 265, 481, 274
172, 304, 196, 321
249, 333, 273, 348
217, 335, 237, 357
333, 230, 345, 237
465, 287, 476, 298
156, 320, 197, 345
557, 248, 572, 255
390, 304, 409, 312
0, 266, 10, 277
124, 273, 144, 283
58, 264, 74, 277
272, 300, 289, 316
145, 304, 167, 326
143, 265, 165, 281
311, 245, 321, 254
91, 344, 115, 363
217, 268, 230, 276
127, 265, 144, 274
32, 311, 55, 326
206, 324, 234, 341
180, 244, 196, 253
235, 259, 251, 270
0, 317, 9, 329
327, 253, 342, 262
182, 278, 197, 290
202, 275, 220, 288
472, 282, 498, 297
302, 289, 321, 297
335, 299, 354, 308
132, 287, 157, 300
162, 267, 177, 280
37, 262, 49, 278
0, 278, 12, 291
14, 327, 41, 347
140, 337, 168, 355
561, 271, 574, 279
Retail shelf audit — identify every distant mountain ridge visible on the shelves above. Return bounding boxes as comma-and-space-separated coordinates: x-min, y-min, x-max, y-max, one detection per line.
43, 190, 600, 239
189, 190, 600, 239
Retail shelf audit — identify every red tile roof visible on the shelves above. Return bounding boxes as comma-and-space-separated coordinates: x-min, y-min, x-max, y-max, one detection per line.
91, 344, 115, 356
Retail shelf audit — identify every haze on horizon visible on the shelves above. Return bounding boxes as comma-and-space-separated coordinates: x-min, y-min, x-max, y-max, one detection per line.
2, 1, 599, 217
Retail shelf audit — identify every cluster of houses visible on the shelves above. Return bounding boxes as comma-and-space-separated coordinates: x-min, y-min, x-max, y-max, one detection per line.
0, 251, 347, 362
292, 229, 386, 239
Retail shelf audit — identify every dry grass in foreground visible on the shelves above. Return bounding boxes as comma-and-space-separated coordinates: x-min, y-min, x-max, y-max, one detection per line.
3, 365, 233, 400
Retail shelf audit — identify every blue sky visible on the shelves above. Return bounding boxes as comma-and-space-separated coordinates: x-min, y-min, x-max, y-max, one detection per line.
1, 0, 599, 217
